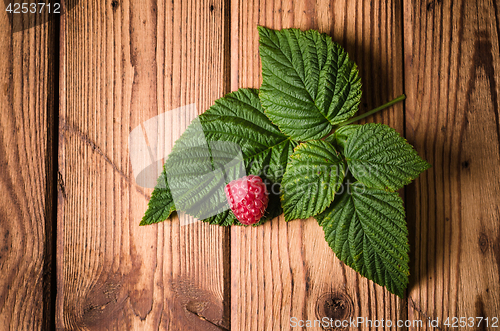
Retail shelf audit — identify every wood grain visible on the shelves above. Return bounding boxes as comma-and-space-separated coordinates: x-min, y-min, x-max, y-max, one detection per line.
1, 0, 498, 328
404, 0, 500, 328
0, 8, 57, 331
57, 0, 230, 329
230, 1, 407, 329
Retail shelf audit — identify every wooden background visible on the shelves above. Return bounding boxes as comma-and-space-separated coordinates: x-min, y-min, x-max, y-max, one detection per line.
1, 0, 499, 330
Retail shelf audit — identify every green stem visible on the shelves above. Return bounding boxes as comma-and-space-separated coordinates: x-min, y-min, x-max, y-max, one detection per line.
337, 94, 406, 127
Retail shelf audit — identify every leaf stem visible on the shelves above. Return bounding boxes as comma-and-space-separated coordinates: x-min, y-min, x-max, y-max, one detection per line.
337, 94, 406, 127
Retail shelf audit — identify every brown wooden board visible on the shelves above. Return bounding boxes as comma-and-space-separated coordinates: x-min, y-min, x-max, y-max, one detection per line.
404, 0, 500, 328
1, 0, 499, 329
230, 1, 407, 329
0, 7, 57, 331
57, 0, 230, 329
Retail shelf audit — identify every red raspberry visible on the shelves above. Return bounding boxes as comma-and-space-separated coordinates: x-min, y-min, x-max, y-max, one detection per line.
225, 175, 269, 225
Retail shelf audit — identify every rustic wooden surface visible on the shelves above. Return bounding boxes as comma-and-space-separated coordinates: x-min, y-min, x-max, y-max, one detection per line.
0, 8, 57, 331
1, 0, 499, 330
57, 0, 230, 329
404, 0, 500, 329
230, 1, 407, 330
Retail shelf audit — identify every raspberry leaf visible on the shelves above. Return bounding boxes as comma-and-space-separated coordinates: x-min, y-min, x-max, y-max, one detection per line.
141, 26, 432, 298
281, 140, 346, 221
335, 123, 431, 191
315, 183, 409, 297
258, 26, 362, 141
194, 88, 298, 183
164, 143, 230, 220
142, 88, 297, 226
140, 173, 176, 226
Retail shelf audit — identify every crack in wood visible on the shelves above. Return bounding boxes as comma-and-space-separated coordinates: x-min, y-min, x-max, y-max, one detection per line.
185, 305, 229, 331
57, 171, 67, 199
60, 121, 151, 200
408, 296, 443, 330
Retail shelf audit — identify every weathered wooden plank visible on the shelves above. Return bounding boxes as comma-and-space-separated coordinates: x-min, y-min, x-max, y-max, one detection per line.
0, 8, 57, 331
404, 0, 500, 328
230, 1, 407, 329
57, 0, 230, 329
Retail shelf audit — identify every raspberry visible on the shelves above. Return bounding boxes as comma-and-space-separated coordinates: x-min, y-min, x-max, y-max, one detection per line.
225, 175, 269, 225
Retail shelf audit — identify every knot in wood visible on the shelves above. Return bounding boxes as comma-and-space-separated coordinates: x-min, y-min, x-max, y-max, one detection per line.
315, 291, 353, 327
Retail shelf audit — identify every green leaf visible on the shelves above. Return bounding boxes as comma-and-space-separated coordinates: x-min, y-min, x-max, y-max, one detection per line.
164, 142, 230, 220
140, 173, 176, 226
198, 88, 298, 183
201, 210, 238, 227
258, 26, 362, 141
336, 123, 431, 191
316, 183, 409, 297
326, 124, 357, 147
143, 88, 297, 226
281, 140, 345, 221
